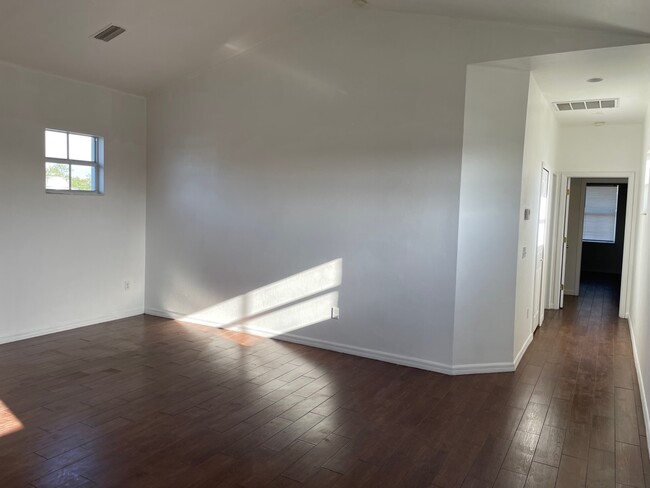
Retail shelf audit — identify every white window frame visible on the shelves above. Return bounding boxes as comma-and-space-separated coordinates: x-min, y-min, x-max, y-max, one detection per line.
45, 129, 104, 195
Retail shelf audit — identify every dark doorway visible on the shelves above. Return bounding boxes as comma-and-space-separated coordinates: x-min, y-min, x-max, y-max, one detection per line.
579, 182, 627, 303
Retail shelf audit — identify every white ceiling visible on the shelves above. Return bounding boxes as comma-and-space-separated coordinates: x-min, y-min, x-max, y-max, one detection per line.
370, 0, 650, 36
1, 0, 650, 95
489, 44, 650, 126
0, 0, 346, 95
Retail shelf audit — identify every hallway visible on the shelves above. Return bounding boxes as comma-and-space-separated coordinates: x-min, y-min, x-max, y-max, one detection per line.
501, 273, 648, 487
0, 277, 647, 487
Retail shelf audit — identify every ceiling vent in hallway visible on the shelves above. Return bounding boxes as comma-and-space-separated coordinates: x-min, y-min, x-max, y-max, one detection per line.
92, 25, 126, 42
553, 99, 618, 112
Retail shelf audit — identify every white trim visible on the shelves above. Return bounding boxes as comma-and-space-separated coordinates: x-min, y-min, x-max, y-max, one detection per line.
0, 309, 144, 345
514, 331, 534, 370
554, 171, 636, 318
277, 333, 457, 375
627, 315, 650, 456
547, 172, 561, 310
145, 308, 521, 376
451, 360, 515, 375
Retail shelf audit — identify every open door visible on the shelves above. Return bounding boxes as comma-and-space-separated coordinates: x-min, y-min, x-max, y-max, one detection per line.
533, 168, 549, 329
559, 179, 571, 308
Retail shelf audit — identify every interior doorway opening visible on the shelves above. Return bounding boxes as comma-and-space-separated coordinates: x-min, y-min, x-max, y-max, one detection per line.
555, 174, 635, 318
532, 167, 551, 331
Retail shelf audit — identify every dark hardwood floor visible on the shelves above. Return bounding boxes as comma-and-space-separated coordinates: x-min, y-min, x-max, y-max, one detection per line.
0, 275, 647, 487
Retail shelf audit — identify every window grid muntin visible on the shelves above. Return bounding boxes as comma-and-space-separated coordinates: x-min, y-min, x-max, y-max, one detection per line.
45, 129, 100, 194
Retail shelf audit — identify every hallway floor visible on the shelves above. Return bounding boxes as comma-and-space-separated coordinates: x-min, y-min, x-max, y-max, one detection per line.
0, 276, 647, 487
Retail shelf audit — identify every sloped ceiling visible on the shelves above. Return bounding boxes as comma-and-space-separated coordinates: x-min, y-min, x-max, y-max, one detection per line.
370, 0, 650, 36
0, 0, 346, 95
1, 0, 650, 95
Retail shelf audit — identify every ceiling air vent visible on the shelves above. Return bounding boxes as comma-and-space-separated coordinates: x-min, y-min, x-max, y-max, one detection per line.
553, 99, 618, 112
93, 24, 126, 42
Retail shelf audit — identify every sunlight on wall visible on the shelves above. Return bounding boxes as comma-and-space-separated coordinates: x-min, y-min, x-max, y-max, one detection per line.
234, 291, 339, 336
210, 38, 346, 96
176, 259, 342, 340
0, 400, 24, 437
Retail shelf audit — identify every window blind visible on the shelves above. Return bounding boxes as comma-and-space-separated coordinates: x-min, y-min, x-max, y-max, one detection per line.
583, 185, 618, 243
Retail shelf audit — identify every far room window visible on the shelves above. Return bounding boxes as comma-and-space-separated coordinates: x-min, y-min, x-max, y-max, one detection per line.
582, 184, 618, 243
45, 129, 103, 194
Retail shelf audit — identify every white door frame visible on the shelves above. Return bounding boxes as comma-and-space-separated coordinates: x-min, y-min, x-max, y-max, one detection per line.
546, 172, 560, 309
553, 171, 637, 318
532, 164, 551, 329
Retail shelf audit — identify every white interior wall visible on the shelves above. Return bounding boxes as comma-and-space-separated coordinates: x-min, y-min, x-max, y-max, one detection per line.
629, 103, 650, 455
453, 65, 530, 371
513, 76, 558, 362
0, 62, 147, 343
556, 124, 644, 173
145, 6, 646, 373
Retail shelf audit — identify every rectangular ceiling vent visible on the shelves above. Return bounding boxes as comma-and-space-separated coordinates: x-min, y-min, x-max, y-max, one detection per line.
553, 99, 618, 112
93, 24, 126, 42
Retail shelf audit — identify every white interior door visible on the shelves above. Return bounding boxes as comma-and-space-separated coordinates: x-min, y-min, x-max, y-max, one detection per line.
559, 178, 571, 308
533, 168, 550, 329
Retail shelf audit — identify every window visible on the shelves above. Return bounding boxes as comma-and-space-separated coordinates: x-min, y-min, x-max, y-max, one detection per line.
582, 184, 618, 243
45, 129, 103, 194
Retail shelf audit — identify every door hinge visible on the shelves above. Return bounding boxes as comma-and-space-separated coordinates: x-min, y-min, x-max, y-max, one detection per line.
566, 188, 570, 196
563, 237, 567, 244
561, 284, 564, 291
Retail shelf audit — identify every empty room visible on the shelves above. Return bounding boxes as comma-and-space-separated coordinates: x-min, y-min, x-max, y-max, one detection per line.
3, 1, 650, 487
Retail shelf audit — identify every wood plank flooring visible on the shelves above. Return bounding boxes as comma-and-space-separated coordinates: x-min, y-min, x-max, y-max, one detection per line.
0, 274, 647, 487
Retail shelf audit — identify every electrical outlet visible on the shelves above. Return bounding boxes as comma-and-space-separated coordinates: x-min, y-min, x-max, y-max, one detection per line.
331, 307, 339, 320
124, 280, 131, 291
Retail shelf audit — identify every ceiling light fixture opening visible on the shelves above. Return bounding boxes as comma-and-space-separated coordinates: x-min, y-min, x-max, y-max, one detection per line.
587, 77, 604, 83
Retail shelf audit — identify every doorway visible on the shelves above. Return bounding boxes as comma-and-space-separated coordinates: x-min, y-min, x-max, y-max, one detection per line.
556, 173, 635, 317
532, 167, 550, 330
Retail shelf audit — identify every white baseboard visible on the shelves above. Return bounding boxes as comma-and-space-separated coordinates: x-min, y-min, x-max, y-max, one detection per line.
278, 332, 456, 375
514, 332, 535, 370
0, 308, 144, 346
627, 315, 650, 456
146, 307, 520, 376
144, 308, 281, 338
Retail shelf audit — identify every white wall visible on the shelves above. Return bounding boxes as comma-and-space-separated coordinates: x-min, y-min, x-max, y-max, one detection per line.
146, 6, 648, 373
629, 104, 650, 456
453, 65, 531, 370
0, 62, 147, 343
455, 72, 559, 371
513, 76, 558, 363
556, 124, 644, 173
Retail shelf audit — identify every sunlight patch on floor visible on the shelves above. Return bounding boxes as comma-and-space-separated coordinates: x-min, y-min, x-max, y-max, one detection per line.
0, 400, 24, 437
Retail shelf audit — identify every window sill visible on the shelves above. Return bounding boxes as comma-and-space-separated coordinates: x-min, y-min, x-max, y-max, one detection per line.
46, 190, 103, 196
